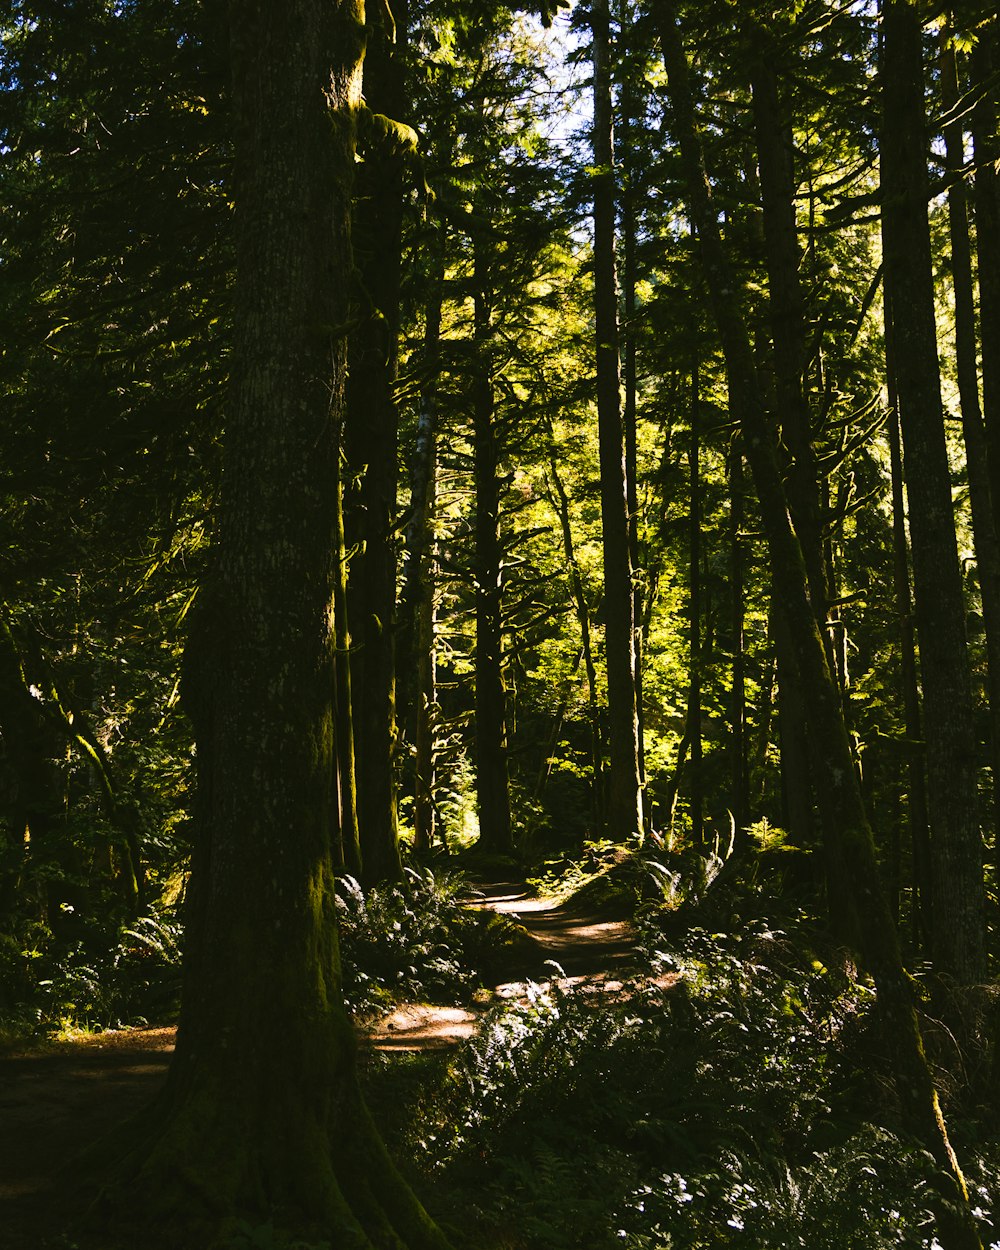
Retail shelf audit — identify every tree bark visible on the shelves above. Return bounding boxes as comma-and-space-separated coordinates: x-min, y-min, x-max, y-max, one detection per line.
546, 438, 604, 828
970, 19, 1000, 532
618, 0, 645, 795
687, 362, 704, 843
344, 4, 408, 885
399, 246, 445, 854
411, 400, 439, 856
749, 45, 828, 626
941, 25, 1000, 848
334, 432, 363, 879
880, 0, 985, 984
0, 613, 66, 924
772, 596, 816, 848
593, 0, 643, 839
884, 287, 933, 950
103, 6, 450, 1245
728, 440, 750, 835
472, 223, 513, 855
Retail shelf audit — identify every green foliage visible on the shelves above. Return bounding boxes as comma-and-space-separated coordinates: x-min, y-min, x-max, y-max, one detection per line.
526, 837, 634, 901
0, 908, 182, 1035
396, 914, 985, 1249
335, 866, 525, 1014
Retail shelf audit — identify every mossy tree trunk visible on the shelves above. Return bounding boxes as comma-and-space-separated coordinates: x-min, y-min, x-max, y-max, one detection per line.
103, 5, 450, 1246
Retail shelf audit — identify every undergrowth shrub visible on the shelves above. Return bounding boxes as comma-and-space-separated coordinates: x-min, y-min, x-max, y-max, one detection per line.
0, 909, 182, 1036
407, 918, 989, 1250
335, 866, 524, 1015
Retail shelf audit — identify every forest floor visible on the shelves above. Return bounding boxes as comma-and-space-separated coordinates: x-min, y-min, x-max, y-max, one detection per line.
0, 880, 653, 1249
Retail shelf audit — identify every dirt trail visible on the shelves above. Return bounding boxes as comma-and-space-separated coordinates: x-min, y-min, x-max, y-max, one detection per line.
363, 882, 640, 1050
0, 884, 642, 1244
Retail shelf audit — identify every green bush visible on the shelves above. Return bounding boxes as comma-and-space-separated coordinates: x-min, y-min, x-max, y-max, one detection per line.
335, 866, 522, 1015
0, 909, 182, 1035
406, 919, 986, 1250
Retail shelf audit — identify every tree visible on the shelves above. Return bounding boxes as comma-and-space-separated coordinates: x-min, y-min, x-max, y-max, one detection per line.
592, 0, 644, 839
344, 0, 415, 885
880, 0, 985, 984
471, 208, 515, 855
103, 5, 450, 1244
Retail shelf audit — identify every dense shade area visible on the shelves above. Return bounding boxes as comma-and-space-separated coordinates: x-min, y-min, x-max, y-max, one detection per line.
3, 0, 1000, 1246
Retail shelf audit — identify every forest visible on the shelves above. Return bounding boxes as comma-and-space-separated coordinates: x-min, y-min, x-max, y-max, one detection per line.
3, 0, 1000, 1246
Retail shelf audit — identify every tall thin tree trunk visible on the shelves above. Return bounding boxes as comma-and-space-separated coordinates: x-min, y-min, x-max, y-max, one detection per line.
772, 597, 815, 846
880, 0, 985, 984
472, 225, 513, 855
970, 20, 1000, 531
593, 0, 643, 839
618, 0, 645, 796
334, 433, 363, 879
942, 25, 1000, 847
688, 363, 704, 843
413, 447, 438, 855
400, 271, 444, 855
750, 634, 777, 818
547, 442, 604, 826
343, 3, 408, 885
749, 47, 828, 624
728, 440, 749, 836
884, 281, 933, 950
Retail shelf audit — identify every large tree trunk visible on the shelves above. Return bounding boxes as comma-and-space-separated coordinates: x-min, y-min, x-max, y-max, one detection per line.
103, 6, 449, 1245
657, 7, 981, 1244
880, 0, 985, 984
592, 0, 643, 839
344, 3, 408, 885
749, 46, 828, 626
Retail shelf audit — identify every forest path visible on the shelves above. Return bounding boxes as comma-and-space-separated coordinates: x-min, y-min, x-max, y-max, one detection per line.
0, 881, 645, 1243
361, 880, 643, 1051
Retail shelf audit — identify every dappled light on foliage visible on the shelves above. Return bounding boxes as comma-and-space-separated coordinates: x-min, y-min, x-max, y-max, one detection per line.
3, 0, 1000, 1246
